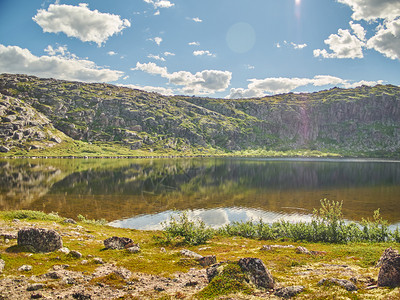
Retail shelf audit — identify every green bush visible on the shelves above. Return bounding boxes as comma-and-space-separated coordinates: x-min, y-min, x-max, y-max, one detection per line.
77, 214, 107, 226
2, 210, 61, 222
159, 211, 214, 245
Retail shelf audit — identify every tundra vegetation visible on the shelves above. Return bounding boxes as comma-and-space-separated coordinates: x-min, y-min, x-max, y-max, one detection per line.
1, 200, 399, 299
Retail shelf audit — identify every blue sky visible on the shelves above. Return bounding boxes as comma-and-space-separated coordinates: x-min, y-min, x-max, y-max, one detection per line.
0, 0, 399, 98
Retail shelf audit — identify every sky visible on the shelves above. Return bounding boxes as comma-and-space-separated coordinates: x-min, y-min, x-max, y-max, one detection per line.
0, 0, 399, 98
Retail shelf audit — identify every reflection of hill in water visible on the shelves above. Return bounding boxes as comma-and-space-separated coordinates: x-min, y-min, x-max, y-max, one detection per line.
1, 158, 400, 223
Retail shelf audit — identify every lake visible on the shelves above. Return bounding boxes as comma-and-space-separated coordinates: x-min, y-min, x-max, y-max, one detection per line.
1, 157, 399, 230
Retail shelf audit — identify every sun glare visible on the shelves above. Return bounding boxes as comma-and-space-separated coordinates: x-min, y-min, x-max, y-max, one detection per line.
295, 0, 301, 5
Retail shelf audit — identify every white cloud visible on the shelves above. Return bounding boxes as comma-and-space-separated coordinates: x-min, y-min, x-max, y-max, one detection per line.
192, 17, 202, 23
338, 0, 400, 21
147, 54, 166, 61
193, 50, 215, 57
164, 51, 175, 56
291, 42, 307, 49
188, 41, 200, 46
44, 45, 68, 56
149, 36, 163, 46
144, 0, 174, 9
245, 64, 255, 70
119, 83, 174, 95
154, 10, 160, 16
313, 28, 364, 59
107, 51, 117, 56
276, 42, 281, 48
226, 75, 382, 98
33, 3, 131, 46
367, 18, 400, 60
0, 44, 123, 82
132, 62, 232, 95
349, 21, 366, 41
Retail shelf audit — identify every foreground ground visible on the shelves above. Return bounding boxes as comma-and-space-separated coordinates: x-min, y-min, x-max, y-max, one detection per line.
0, 212, 399, 299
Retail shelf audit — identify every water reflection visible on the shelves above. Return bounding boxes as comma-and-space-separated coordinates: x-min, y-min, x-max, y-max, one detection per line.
0, 158, 399, 228
108, 207, 314, 230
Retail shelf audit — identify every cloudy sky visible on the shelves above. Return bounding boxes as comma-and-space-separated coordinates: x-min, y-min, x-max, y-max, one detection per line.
0, 0, 399, 98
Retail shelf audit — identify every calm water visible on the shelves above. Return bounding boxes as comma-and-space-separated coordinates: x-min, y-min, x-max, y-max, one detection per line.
0, 157, 399, 229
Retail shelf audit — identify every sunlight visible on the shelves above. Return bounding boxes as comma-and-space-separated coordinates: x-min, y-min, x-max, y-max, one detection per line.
295, 0, 301, 5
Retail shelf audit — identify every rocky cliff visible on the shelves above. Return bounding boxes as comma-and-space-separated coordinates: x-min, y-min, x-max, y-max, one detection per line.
0, 73, 399, 156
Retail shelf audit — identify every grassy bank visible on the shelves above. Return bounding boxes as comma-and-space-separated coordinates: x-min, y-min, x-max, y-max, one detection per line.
0, 206, 399, 299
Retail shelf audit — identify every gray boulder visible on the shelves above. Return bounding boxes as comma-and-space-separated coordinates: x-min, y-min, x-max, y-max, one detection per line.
238, 257, 274, 289
318, 278, 357, 291
377, 247, 400, 287
103, 236, 134, 250
18, 228, 63, 252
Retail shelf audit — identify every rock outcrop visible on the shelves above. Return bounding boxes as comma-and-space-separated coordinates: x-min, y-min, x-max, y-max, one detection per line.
103, 236, 134, 250
238, 257, 274, 289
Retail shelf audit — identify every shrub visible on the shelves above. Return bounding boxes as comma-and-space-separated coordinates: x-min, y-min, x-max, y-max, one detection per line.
160, 211, 214, 245
2, 210, 61, 222
77, 214, 107, 226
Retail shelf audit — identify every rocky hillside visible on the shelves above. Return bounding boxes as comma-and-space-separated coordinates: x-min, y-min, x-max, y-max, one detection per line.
1, 73, 400, 156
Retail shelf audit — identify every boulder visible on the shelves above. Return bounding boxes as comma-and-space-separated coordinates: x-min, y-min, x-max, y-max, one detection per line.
274, 286, 305, 298
69, 250, 82, 259
18, 228, 63, 252
18, 265, 32, 272
377, 247, 400, 288
103, 236, 133, 250
198, 255, 217, 267
295, 246, 311, 255
180, 249, 203, 260
206, 263, 223, 282
238, 257, 274, 289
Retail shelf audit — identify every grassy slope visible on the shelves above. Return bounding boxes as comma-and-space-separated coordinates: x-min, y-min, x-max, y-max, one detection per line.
0, 210, 399, 299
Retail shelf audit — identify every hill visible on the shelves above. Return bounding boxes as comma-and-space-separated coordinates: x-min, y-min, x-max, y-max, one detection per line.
1, 73, 400, 157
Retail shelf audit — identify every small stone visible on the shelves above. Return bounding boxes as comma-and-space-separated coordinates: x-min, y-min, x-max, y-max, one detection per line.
260, 245, 273, 251
295, 246, 311, 255
69, 250, 82, 259
63, 218, 77, 224
126, 246, 140, 253
154, 286, 165, 292
45, 271, 62, 279
0, 259, 5, 273
72, 291, 91, 299
4, 239, 9, 244
160, 247, 166, 253
180, 249, 203, 260
274, 286, 305, 298
30, 293, 43, 299
80, 260, 88, 265
58, 247, 70, 255
12, 219, 20, 223
318, 278, 358, 291
27, 284, 44, 291
18, 265, 32, 272
93, 257, 104, 264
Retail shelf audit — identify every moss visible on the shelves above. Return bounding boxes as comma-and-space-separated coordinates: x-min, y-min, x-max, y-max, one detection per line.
196, 263, 253, 299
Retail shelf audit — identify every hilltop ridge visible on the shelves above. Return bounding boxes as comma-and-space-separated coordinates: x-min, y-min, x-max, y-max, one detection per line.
1, 73, 400, 157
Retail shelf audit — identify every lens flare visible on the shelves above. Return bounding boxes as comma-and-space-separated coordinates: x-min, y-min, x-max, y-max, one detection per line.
295, 0, 301, 5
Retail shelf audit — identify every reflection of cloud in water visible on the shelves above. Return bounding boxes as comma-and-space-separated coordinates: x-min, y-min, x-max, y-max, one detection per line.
108, 207, 313, 230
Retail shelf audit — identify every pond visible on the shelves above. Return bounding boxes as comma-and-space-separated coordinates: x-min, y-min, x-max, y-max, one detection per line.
0, 157, 399, 230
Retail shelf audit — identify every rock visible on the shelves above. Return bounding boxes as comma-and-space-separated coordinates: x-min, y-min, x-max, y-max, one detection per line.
198, 255, 217, 267
126, 246, 140, 253
18, 265, 32, 272
274, 286, 305, 298
50, 136, 62, 143
30, 293, 43, 299
295, 246, 311, 255
103, 236, 134, 250
0, 259, 5, 273
72, 291, 92, 299
317, 278, 358, 291
27, 284, 44, 291
58, 247, 70, 255
260, 245, 273, 251
0, 145, 10, 153
93, 257, 104, 264
206, 263, 223, 282
180, 249, 203, 260
81, 260, 88, 265
45, 271, 62, 279
69, 250, 82, 259
18, 228, 63, 253
63, 218, 77, 224
238, 257, 274, 289
377, 247, 400, 287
